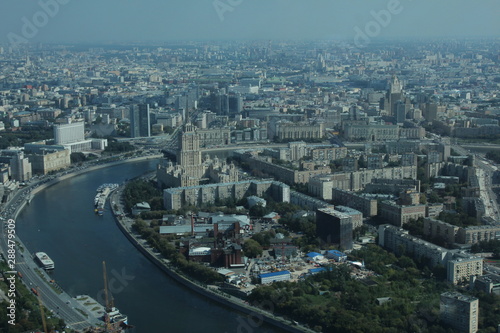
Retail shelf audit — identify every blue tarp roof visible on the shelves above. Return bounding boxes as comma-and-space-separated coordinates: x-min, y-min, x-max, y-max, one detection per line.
307, 252, 322, 258
258, 270, 291, 278
327, 250, 346, 256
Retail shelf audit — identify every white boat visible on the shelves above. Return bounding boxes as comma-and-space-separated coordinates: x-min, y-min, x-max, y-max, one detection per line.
106, 307, 128, 325
34, 252, 54, 270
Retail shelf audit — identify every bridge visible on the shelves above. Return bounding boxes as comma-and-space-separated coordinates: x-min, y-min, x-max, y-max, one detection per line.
161, 133, 289, 161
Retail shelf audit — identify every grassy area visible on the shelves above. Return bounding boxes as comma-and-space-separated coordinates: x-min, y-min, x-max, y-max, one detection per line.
34, 268, 44, 279
75, 308, 88, 318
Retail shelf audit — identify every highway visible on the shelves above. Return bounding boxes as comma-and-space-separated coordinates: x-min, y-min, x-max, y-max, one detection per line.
0, 183, 102, 331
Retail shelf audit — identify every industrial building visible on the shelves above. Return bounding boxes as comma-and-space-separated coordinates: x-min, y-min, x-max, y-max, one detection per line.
325, 250, 347, 262
258, 271, 291, 284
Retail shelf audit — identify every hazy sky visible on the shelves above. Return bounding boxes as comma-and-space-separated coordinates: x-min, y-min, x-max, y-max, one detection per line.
1, 0, 499, 45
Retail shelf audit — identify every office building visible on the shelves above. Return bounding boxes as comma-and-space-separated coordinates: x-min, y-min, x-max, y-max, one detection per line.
344, 124, 399, 141
472, 274, 500, 295
54, 121, 85, 144
130, 104, 151, 137
316, 207, 353, 250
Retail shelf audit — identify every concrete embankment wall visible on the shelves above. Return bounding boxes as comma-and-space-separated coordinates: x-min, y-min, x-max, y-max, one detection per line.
30, 155, 162, 196
112, 214, 307, 333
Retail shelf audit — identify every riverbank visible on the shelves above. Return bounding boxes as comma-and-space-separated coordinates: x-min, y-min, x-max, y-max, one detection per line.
29, 154, 162, 198
109, 185, 314, 333
4, 155, 162, 332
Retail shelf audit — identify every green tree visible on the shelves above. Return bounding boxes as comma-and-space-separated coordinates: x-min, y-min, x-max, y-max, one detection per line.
243, 239, 263, 258
249, 204, 268, 217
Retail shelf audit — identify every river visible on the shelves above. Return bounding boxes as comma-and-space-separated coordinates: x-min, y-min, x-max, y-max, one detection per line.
16, 160, 283, 333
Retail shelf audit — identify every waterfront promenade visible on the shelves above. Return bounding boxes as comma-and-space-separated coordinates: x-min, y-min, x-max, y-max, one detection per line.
0, 154, 162, 331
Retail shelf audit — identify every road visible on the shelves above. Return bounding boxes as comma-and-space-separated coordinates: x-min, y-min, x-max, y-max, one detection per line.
0, 223, 101, 331
0, 177, 107, 331
450, 144, 500, 223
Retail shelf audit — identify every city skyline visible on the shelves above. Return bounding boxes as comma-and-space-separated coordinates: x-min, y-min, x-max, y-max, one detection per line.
1, 0, 499, 46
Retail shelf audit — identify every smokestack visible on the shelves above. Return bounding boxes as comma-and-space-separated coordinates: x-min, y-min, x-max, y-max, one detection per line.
191, 214, 194, 236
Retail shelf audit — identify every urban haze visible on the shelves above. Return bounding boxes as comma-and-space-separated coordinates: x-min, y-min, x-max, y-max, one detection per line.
0, 1, 499, 333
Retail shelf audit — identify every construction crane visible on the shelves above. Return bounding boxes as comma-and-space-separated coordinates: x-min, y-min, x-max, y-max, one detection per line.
102, 261, 122, 333
37, 287, 49, 333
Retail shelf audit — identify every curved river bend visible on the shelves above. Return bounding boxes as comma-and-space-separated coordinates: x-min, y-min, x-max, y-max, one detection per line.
17, 160, 282, 333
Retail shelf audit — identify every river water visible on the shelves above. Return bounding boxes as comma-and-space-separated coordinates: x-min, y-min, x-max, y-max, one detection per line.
16, 160, 282, 333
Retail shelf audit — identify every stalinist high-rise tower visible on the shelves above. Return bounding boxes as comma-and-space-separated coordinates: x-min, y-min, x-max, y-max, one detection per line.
380, 75, 407, 117
177, 122, 204, 179
156, 122, 239, 188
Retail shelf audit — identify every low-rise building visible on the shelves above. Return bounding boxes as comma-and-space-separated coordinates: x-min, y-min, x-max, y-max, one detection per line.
472, 274, 500, 295
325, 250, 347, 262
259, 270, 291, 284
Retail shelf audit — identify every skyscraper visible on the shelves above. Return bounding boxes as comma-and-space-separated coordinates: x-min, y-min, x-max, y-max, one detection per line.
130, 104, 151, 138
178, 123, 202, 168
395, 100, 407, 124
380, 75, 405, 117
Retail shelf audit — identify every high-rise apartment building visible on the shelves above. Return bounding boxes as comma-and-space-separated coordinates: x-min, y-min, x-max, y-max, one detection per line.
9, 151, 32, 182
440, 292, 478, 333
